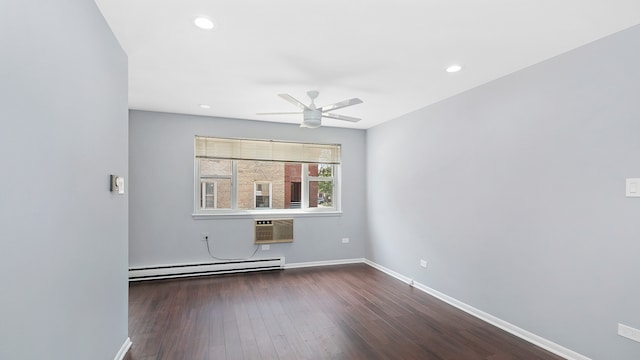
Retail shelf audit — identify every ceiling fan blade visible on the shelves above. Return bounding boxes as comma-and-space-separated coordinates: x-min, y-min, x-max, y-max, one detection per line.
320, 98, 363, 112
278, 94, 310, 111
256, 112, 302, 115
322, 113, 361, 122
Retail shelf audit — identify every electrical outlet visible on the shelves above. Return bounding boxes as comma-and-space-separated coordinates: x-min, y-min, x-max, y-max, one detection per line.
618, 324, 640, 343
342, 237, 349, 244
261, 244, 270, 251
420, 259, 427, 268
201, 233, 209, 242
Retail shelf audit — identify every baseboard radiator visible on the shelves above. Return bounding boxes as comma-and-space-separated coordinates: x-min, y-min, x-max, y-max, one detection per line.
129, 257, 285, 282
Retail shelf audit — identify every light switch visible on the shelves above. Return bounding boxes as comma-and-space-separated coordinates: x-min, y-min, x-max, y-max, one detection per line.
626, 178, 640, 197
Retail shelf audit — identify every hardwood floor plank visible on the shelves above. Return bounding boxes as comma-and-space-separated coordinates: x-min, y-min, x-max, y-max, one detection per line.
125, 264, 565, 360
255, 297, 298, 359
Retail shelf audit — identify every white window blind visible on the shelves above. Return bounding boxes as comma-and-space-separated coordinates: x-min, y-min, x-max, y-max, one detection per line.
195, 136, 341, 164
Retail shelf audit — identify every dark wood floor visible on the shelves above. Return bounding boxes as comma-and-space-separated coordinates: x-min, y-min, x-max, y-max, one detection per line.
124, 263, 564, 360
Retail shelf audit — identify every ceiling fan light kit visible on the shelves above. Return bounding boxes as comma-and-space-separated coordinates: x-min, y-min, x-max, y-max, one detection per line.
258, 90, 363, 128
301, 109, 322, 128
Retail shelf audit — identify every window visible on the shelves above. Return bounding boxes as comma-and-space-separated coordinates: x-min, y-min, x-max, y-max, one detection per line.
200, 180, 217, 209
254, 182, 272, 209
198, 159, 232, 210
194, 137, 341, 215
308, 163, 334, 208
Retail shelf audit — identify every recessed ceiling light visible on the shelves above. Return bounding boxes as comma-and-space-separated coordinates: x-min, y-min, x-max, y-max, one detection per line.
199, 104, 211, 109
446, 65, 462, 73
194, 17, 215, 30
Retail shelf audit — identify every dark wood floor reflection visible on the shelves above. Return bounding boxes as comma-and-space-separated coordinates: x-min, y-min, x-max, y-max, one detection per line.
124, 263, 564, 360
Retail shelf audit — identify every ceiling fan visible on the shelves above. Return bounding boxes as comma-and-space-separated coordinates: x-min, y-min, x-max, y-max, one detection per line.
257, 90, 363, 128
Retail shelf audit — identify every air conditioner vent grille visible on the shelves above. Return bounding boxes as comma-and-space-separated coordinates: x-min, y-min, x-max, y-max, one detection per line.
255, 219, 294, 244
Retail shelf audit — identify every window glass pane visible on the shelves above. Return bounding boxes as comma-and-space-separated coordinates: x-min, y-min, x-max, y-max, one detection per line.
289, 182, 301, 208
238, 161, 279, 209
215, 179, 232, 208
200, 159, 231, 176
308, 163, 318, 177
199, 179, 231, 209
236, 161, 303, 210
318, 164, 333, 177
309, 180, 333, 208
308, 163, 332, 177
203, 182, 216, 208
284, 163, 302, 209
254, 182, 271, 209
255, 195, 270, 208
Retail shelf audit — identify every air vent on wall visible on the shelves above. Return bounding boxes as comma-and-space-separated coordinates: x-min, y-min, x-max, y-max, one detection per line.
255, 219, 294, 244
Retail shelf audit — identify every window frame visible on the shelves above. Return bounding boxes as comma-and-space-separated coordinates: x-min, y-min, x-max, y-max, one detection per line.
302, 163, 336, 210
193, 138, 341, 218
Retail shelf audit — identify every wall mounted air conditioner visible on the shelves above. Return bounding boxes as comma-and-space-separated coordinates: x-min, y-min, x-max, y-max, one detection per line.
255, 219, 294, 244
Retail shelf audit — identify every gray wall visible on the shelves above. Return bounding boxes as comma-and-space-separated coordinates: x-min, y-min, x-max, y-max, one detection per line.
129, 110, 367, 267
367, 25, 640, 359
0, 1, 129, 359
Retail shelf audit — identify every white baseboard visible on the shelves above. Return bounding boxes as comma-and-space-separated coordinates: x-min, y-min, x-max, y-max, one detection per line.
114, 337, 132, 360
363, 259, 413, 285
285, 258, 365, 269
363, 260, 590, 360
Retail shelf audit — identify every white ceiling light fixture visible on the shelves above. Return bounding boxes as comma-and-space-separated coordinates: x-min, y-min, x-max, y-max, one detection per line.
194, 16, 215, 30
199, 104, 211, 109
446, 64, 463, 73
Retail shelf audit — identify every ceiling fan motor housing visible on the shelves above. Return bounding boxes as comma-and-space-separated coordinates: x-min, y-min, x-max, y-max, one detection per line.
303, 109, 322, 128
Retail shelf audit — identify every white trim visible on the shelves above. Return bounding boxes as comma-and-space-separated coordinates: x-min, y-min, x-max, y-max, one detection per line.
285, 258, 364, 269
410, 280, 590, 360
363, 258, 413, 285
363, 260, 590, 360
302, 163, 309, 209
192, 210, 342, 219
334, 164, 342, 210
113, 337, 131, 360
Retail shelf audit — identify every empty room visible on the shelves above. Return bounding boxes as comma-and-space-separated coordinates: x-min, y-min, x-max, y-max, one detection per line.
2, 1, 640, 359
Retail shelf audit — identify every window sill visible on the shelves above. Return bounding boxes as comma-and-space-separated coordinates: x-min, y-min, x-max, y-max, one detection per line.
192, 210, 343, 220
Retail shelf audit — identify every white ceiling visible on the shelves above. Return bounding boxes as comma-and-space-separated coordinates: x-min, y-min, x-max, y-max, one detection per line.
95, 0, 640, 129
